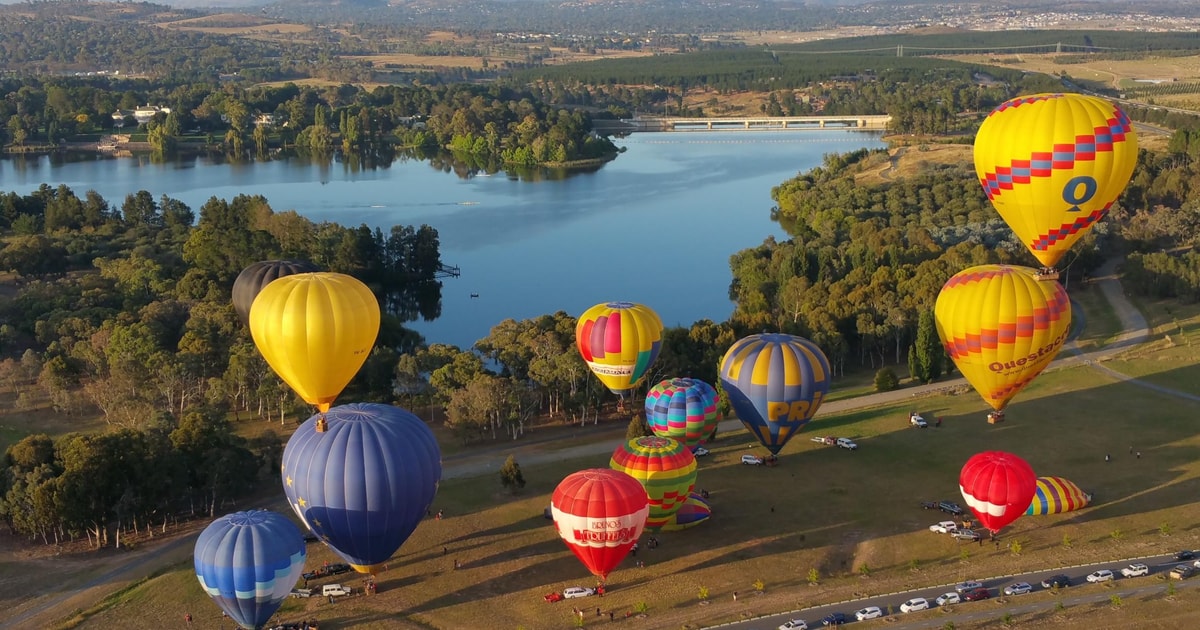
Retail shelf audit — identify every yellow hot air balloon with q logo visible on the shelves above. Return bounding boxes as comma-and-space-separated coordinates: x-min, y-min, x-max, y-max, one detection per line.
974, 93, 1137, 272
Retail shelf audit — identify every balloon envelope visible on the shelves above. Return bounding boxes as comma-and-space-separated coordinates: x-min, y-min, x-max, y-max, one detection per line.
193, 510, 306, 630
551, 468, 649, 581
576, 302, 663, 396
1025, 476, 1092, 515
644, 378, 720, 451
959, 451, 1037, 534
232, 260, 320, 325
282, 403, 441, 573
609, 436, 697, 532
974, 92, 1137, 269
662, 492, 712, 532
935, 265, 1071, 413
250, 272, 380, 412
718, 333, 831, 455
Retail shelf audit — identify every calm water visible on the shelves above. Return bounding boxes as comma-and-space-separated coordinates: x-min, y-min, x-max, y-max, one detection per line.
0, 131, 885, 349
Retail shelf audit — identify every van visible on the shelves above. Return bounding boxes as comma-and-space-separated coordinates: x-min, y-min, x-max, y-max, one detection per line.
322, 584, 352, 597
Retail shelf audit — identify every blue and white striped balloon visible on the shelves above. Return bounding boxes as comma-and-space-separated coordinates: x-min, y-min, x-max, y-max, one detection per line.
194, 510, 306, 630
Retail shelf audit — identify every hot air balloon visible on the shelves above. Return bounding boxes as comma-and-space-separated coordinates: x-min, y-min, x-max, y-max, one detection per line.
576, 302, 663, 397
250, 272, 380, 413
974, 93, 1138, 272
193, 510, 306, 630
718, 333, 830, 455
551, 468, 649, 581
661, 492, 712, 532
644, 377, 720, 451
609, 436, 697, 531
1025, 476, 1092, 515
232, 259, 320, 326
959, 451, 1037, 534
935, 265, 1071, 421
282, 403, 441, 574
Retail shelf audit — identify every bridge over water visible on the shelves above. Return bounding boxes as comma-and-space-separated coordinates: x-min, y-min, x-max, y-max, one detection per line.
596, 115, 891, 133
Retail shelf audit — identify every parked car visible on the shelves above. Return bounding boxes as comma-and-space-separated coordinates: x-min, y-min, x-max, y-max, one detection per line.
693, 446, 710, 457
938, 501, 964, 515
543, 592, 564, 603
920, 501, 938, 510
1169, 565, 1196, 580
327, 563, 351, 575
909, 413, 928, 428
952, 529, 981, 541
1041, 574, 1072, 588
900, 597, 929, 613
1122, 564, 1150, 578
855, 606, 883, 621
934, 592, 960, 606
1176, 550, 1196, 561
1086, 569, 1115, 583
836, 437, 858, 450
821, 612, 848, 626
954, 580, 984, 593
778, 620, 808, 630
741, 454, 765, 465
929, 521, 958, 534
563, 586, 596, 599
321, 584, 351, 597
962, 587, 991, 601
288, 588, 314, 598
1003, 582, 1033, 596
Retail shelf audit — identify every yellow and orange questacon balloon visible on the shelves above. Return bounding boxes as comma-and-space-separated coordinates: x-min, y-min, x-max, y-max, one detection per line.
576, 301, 663, 397
934, 265, 1071, 414
249, 272, 380, 412
973, 93, 1138, 269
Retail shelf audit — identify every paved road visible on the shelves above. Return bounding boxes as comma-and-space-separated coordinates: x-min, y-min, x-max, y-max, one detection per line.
6, 257, 1182, 629
713, 551, 1199, 630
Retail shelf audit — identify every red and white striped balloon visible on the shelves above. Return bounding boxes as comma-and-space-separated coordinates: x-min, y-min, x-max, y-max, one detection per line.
959, 451, 1037, 534
551, 469, 649, 581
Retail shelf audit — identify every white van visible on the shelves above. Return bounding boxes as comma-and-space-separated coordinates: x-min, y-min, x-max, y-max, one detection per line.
322, 584, 352, 597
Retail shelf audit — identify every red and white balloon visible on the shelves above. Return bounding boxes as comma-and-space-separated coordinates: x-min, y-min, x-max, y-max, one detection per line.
551, 468, 649, 581
959, 451, 1037, 534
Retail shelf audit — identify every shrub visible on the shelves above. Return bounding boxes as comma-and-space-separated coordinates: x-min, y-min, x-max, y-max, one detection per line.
874, 367, 899, 392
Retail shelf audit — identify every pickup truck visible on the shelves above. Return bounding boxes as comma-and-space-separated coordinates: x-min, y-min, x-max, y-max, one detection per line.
1121, 563, 1150, 577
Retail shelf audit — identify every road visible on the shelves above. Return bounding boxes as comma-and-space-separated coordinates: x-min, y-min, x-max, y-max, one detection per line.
711, 551, 1200, 630
5, 257, 1180, 629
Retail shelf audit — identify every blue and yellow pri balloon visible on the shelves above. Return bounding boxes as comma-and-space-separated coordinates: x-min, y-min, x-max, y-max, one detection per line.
718, 333, 831, 455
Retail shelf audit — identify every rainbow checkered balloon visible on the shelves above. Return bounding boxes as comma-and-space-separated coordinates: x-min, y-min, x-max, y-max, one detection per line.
974, 93, 1137, 269
609, 436, 697, 532
644, 378, 720, 451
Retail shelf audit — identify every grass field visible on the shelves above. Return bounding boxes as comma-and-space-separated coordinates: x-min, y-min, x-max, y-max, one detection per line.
36, 299, 1200, 629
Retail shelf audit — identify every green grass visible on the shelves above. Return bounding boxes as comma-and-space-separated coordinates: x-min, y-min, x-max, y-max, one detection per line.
54, 353, 1200, 630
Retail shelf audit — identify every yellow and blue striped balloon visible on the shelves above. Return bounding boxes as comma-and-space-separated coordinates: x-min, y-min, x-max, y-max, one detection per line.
719, 333, 831, 455
1025, 476, 1092, 515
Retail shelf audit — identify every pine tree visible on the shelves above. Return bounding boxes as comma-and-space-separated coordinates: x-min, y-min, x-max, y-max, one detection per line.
913, 309, 943, 383
499, 455, 525, 494
626, 414, 650, 441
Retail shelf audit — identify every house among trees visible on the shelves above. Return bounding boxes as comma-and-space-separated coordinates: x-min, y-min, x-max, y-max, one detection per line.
111, 104, 171, 127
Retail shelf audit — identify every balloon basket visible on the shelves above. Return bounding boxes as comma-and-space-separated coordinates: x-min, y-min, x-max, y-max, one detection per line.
1034, 268, 1059, 281
987, 412, 1005, 424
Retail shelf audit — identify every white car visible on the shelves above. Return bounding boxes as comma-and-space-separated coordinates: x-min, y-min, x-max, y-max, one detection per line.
778, 620, 808, 630
836, 437, 858, 450
855, 606, 883, 621
562, 586, 596, 599
1003, 581, 1033, 596
910, 414, 928, 428
954, 580, 984, 593
740, 454, 765, 465
935, 592, 960, 606
693, 446, 710, 457
1123, 563, 1150, 577
1086, 569, 1115, 583
929, 521, 958, 534
900, 597, 929, 613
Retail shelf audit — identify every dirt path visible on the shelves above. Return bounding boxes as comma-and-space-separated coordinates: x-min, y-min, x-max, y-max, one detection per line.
3, 258, 1173, 629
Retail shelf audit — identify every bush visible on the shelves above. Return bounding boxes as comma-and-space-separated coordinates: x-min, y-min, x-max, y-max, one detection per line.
874, 367, 899, 392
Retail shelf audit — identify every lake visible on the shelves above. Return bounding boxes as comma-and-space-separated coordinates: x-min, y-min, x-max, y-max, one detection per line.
0, 131, 886, 349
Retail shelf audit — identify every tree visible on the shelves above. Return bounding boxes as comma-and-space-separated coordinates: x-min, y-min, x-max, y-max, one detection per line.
499, 455, 525, 494
626, 414, 650, 440
910, 309, 943, 383
874, 367, 899, 392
